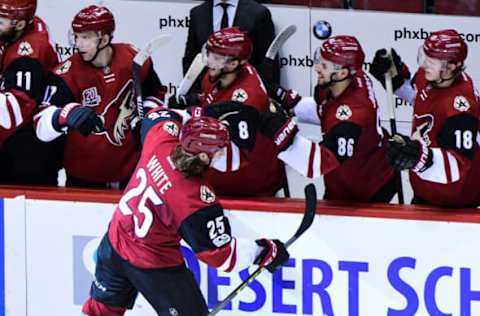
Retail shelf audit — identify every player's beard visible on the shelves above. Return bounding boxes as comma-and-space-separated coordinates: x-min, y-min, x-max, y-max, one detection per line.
0, 27, 17, 42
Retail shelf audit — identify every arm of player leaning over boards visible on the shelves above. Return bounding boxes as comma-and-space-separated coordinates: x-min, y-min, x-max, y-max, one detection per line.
34, 73, 77, 141
278, 120, 362, 178
292, 96, 320, 125
414, 112, 478, 184
178, 202, 261, 272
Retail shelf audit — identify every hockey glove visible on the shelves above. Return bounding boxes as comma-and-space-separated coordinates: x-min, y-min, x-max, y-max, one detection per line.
254, 238, 290, 273
267, 82, 302, 111
189, 101, 260, 151
168, 93, 200, 109
370, 48, 411, 91
260, 105, 298, 152
53, 103, 104, 137
387, 134, 433, 172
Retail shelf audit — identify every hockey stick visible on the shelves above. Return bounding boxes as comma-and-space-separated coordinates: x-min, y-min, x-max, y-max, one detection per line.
177, 52, 205, 97
132, 34, 172, 118
208, 183, 317, 316
384, 49, 405, 204
266, 24, 297, 60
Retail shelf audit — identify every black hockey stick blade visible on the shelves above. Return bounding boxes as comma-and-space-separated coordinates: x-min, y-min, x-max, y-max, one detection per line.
208, 184, 317, 316
285, 183, 317, 248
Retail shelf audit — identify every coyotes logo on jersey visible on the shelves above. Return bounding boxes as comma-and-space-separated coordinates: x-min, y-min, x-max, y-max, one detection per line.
95, 80, 137, 146
412, 114, 434, 146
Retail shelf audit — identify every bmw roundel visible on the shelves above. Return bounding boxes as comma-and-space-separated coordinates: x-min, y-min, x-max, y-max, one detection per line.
313, 20, 332, 40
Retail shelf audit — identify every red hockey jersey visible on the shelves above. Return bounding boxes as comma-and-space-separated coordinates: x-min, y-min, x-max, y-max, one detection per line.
283, 71, 394, 201
35, 43, 165, 182
200, 63, 286, 196
409, 67, 480, 207
109, 108, 259, 270
0, 16, 58, 148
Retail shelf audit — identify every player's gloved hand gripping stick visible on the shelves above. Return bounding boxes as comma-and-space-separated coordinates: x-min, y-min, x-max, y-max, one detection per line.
208, 184, 318, 316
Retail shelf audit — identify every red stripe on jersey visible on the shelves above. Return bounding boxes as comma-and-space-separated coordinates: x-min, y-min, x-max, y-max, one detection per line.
227, 144, 232, 172
442, 149, 452, 183
307, 142, 315, 178
196, 243, 233, 268
224, 241, 237, 272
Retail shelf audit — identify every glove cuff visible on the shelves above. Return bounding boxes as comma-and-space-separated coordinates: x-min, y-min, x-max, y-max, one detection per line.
58, 103, 82, 126
273, 118, 298, 151
412, 140, 433, 173
254, 238, 277, 267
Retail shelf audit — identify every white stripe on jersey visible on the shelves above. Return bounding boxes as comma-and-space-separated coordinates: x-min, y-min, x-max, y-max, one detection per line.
446, 151, 459, 182
34, 105, 63, 141
293, 97, 320, 125
416, 148, 461, 184
218, 237, 261, 273
0, 92, 23, 129
278, 134, 321, 178
416, 148, 447, 183
212, 142, 240, 172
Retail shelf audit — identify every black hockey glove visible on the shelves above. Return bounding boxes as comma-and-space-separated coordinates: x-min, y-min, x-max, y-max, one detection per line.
266, 82, 302, 112
53, 103, 104, 137
260, 57, 277, 86
387, 134, 433, 172
260, 104, 298, 152
254, 238, 290, 273
168, 93, 200, 109
188, 101, 260, 151
370, 48, 411, 91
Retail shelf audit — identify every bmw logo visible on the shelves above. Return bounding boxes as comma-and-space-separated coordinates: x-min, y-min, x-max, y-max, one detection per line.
313, 20, 332, 40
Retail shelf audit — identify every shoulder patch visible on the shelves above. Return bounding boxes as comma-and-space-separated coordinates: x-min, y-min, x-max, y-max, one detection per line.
232, 88, 248, 102
163, 121, 179, 137
336, 105, 352, 120
200, 185, 215, 203
453, 96, 470, 112
56, 60, 71, 75
17, 41, 33, 56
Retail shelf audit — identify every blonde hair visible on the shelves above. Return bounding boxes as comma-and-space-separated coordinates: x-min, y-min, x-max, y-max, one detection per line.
171, 144, 210, 178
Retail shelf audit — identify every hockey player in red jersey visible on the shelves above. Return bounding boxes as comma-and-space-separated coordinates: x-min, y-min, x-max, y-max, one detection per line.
171, 27, 286, 196
34, 5, 166, 188
0, 0, 62, 185
261, 36, 397, 202
370, 29, 480, 207
82, 109, 289, 316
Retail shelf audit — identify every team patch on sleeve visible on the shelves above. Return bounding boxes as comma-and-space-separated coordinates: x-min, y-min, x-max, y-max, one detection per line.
336, 105, 352, 120
453, 96, 470, 112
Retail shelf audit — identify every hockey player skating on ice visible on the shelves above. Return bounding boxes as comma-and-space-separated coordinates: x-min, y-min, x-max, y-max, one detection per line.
261, 36, 397, 202
171, 27, 286, 196
82, 109, 289, 315
370, 29, 480, 207
34, 5, 166, 188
